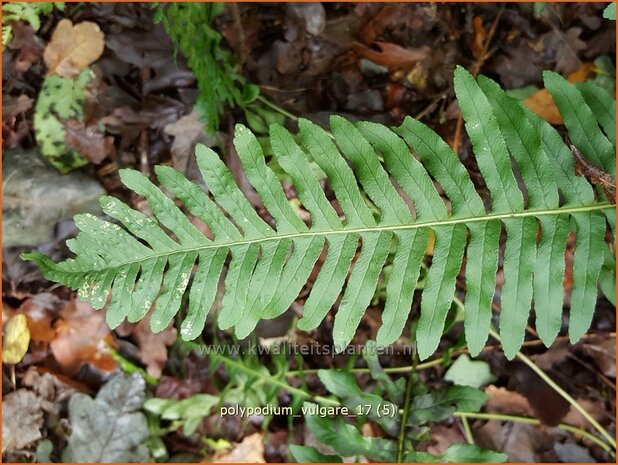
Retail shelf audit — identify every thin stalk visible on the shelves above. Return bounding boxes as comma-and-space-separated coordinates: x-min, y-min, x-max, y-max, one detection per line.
488, 328, 616, 450
461, 415, 474, 444
396, 349, 418, 462
455, 412, 615, 457
256, 95, 299, 122
285, 358, 443, 377
209, 352, 615, 455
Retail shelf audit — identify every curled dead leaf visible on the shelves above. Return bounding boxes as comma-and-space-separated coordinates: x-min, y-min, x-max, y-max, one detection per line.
50, 298, 117, 376
131, 312, 177, 379
522, 63, 594, 124
2, 390, 43, 453
44, 19, 104, 78
352, 41, 430, 69
65, 119, 115, 164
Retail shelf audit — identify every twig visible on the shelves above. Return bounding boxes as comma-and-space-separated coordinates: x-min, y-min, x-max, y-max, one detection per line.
455, 411, 615, 457
256, 95, 299, 122
229, 3, 248, 67
488, 327, 617, 450
452, 5, 505, 153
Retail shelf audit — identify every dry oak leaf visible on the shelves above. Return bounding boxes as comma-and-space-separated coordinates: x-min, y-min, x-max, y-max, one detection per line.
50, 298, 117, 376
522, 63, 593, 125
44, 19, 104, 78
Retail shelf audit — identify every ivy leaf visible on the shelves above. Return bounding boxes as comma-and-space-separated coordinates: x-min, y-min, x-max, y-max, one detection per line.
317, 369, 400, 435
33, 70, 92, 173
408, 386, 488, 426
303, 402, 397, 462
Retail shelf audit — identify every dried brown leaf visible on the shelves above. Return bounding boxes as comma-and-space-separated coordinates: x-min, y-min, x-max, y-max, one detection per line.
49, 298, 117, 376
65, 119, 115, 164
132, 312, 177, 378
352, 41, 430, 69
44, 20, 104, 78
2, 390, 43, 452
213, 433, 266, 463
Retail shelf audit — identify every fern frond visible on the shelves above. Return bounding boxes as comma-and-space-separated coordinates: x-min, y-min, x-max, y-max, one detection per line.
23, 68, 615, 360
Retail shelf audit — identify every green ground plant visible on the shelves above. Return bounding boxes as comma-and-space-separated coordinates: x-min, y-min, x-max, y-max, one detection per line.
23, 67, 616, 362
153, 2, 261, 134
2, 2, 64, 49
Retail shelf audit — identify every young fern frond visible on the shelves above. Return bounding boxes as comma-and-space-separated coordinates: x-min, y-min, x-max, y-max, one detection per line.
23, 67, 616, 360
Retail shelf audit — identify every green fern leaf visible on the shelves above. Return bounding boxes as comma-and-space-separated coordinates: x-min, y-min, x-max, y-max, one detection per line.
22, 69, 615, 360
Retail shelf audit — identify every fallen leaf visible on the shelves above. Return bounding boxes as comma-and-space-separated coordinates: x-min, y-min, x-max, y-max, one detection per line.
23, 367, 82, 406
132, 312, 177, 378
213, 433, 266, 463
18, 293, 59, 342
7, 22, 45, 73
33, 70, 93, 173
64, 119, 115, 164
50, 298, 117, 376
539, 27, 586, 75
2, 94, 33, 122
164, 111, 214, 182
2, 314, 31, 364
484, 385, 534, 417
583, 337, 616, 378
2, 390, 43, 452
444, 354, 496, 388
63, 374, 150, 462
352, 41, 430, 69
522, 63, 593, 124
522, 89, 563, 124
44, 20, 104, 78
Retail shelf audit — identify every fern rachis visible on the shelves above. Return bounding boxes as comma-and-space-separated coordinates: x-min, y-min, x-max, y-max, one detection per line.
23, 67, 615, 360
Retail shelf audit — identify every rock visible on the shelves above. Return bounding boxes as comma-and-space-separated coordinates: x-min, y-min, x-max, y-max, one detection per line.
2, 148, 104, 247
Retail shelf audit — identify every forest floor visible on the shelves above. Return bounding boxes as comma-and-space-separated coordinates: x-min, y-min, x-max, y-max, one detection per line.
2, 2, 616, 463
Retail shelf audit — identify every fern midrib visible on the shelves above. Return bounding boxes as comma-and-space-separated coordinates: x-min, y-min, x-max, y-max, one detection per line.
59, 202, 613, 275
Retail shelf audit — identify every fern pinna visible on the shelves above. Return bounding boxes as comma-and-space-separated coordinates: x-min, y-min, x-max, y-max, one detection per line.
23, 68, 616, 360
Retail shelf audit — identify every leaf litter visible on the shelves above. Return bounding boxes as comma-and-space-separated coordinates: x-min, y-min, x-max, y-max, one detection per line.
2, 3, 615, 463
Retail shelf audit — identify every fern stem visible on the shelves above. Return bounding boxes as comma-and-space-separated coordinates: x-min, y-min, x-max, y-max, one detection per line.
396, 349, 418, 462
256, 95, 299, 122
285, 358, 443, 377
206, 351, 615, 455
209, 352, 340, 407
61, 202, 614, 275
460, 415, 475, 445
488, 328, 617, 450
454, 412, 615, 456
